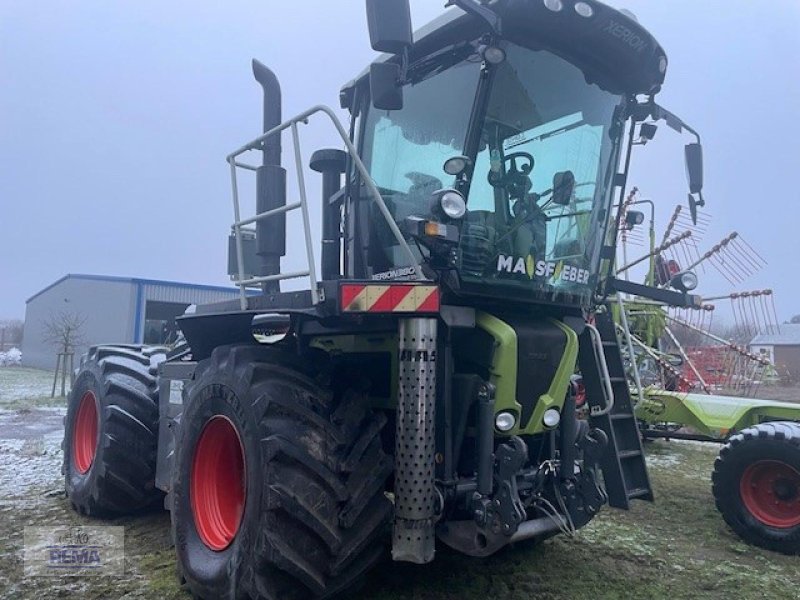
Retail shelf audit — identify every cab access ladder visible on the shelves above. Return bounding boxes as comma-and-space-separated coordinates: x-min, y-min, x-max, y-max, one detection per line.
578, 305, 654, 509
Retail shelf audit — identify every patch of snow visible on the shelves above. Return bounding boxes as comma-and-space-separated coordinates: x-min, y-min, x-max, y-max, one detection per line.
644, 452, 681, 468
0, 348, 22, 366
0, 409, 65, 500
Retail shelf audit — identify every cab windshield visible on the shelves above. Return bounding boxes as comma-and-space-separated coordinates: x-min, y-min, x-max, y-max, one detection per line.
361, 42, 625, 303
461, 44, 624, 303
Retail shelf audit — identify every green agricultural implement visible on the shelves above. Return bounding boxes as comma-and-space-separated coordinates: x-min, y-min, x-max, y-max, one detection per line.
611, 190, 800, 554
59, 2, 797, 598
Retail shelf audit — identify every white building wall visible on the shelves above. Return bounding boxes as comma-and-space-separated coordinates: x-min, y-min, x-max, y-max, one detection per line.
749, 344, 774, 363
22, 275, 243, 370
22, 277, 135, 370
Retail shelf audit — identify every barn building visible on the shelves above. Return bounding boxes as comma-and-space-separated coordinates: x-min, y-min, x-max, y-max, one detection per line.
22, 274, 241, 370
750, 324, 800, 382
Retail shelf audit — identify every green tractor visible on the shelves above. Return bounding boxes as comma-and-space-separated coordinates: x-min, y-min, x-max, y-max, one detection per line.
61, 1, 722, 597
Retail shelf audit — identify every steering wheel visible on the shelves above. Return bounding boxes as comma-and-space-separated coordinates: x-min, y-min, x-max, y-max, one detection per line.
505, 152, 534, 177
489, 152, 535, 201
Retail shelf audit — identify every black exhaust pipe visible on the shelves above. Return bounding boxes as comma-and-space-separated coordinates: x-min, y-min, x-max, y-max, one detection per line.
252, 59, 286, 295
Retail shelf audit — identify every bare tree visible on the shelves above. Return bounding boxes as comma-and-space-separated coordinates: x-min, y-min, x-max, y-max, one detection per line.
42, 311, 86, 396
42, 311, 86, 354
0, 318, 24, 351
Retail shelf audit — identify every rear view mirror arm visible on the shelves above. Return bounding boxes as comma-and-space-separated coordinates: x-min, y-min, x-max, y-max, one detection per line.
446, 0, 502, 35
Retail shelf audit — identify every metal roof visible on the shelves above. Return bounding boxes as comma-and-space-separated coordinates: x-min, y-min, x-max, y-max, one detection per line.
27, 274, 241, 304
750, 324, 800, 347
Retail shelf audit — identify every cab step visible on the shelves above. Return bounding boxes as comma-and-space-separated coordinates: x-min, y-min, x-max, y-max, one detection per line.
578, 307, 654, 509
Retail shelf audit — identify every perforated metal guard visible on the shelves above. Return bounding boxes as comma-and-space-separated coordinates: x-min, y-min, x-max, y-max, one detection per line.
392, 317, 437, 564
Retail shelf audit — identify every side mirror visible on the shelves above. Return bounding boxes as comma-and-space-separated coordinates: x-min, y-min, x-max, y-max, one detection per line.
639, 122, 658, 143
370, 62, 403, 110
366, 0, 413, 54
552, 171, 576, 206
685, 142, 703, 194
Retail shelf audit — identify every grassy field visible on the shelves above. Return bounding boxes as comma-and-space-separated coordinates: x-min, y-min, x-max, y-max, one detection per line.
1, 368, 798, 599
0, 366, 59, 407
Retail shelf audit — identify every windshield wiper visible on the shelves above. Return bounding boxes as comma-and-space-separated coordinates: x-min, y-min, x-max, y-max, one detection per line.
505, 119, 588, 151
405, 42, 477, 84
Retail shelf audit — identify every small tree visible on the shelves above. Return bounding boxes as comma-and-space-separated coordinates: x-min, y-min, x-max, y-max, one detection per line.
790, 314, 800, 324
42, 311, 86, 396
0, 318, 23, 351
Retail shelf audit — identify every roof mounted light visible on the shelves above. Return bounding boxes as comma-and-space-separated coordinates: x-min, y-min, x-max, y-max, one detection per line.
543, 0, 564, 12
482, 45, 506, 65
443, 155, 472, 176
574, 2, 594, 18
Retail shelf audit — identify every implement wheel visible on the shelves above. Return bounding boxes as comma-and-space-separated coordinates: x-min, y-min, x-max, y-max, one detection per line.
713, 421, 800, 555
170, 344, 392, 599
63, 345, 166, 516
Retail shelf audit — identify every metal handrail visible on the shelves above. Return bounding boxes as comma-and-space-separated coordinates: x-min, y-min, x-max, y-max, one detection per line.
227, 104, 423, 310
616, 294, 645, 404
585, 322, 615, 416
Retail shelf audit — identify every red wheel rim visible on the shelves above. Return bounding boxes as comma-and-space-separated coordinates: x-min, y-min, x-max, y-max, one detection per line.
191, 416, 246, 551
740, 460, 800, 528
72, 391, 99, 474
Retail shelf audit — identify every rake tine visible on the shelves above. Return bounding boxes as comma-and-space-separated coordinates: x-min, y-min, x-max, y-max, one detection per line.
736, 234, 768, 268
718, 242, 751, 281
710, 253, 739, 285
661, 205, 682, 246
768, 291, 781, 335
730, 236, 764, 272
725, 240, 758, 278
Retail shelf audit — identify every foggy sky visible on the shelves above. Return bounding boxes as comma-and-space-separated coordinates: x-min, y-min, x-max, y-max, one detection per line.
2, 1, 799, 323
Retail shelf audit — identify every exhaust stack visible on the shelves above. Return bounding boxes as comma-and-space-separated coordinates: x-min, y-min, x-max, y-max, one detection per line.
251, 59, 286, 295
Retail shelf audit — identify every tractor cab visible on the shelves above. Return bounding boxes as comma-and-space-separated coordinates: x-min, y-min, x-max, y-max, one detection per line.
341, 0, 671, 308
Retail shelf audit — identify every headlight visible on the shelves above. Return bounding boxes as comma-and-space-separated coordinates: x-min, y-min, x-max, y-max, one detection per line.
436, 189, 467, 220
670, 270, 698, 292
443, 155, 471, 176
495, 411, 517, 432
543, 408, 561, 428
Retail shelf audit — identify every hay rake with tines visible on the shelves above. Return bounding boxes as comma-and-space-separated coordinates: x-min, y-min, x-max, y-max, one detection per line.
617, 189, 779, 398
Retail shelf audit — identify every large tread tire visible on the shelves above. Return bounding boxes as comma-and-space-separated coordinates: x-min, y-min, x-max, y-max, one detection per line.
712, 421, 800, 555
170, 344, 392, 600
63, 344, 167, 516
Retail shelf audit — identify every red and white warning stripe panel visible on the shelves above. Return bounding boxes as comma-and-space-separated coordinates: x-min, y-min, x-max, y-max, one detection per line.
340, 284, 440, 314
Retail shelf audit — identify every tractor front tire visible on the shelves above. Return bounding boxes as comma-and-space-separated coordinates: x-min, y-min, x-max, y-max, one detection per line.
170, 344, 392, 600
712, 421, 800, 555
63, 344, 166, 516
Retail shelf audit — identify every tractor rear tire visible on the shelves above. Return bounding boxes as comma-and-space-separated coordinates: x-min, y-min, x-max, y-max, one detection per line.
170, 344, 392, 600
712, 421, 800, 555
63, 344, 167, 516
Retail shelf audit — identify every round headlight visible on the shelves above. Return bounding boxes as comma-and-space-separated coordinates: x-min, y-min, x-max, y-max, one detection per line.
483, 46, 506, 65
495, 411, 517, 432
670, 270, 699, 292
543, 0, 564, 12
443, 155, 470, 176
439, 190, 467, 220
543, 408, 561, 428
574, 2, 594, 17
658, 55, 668, 74
679, 271, 698, 291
